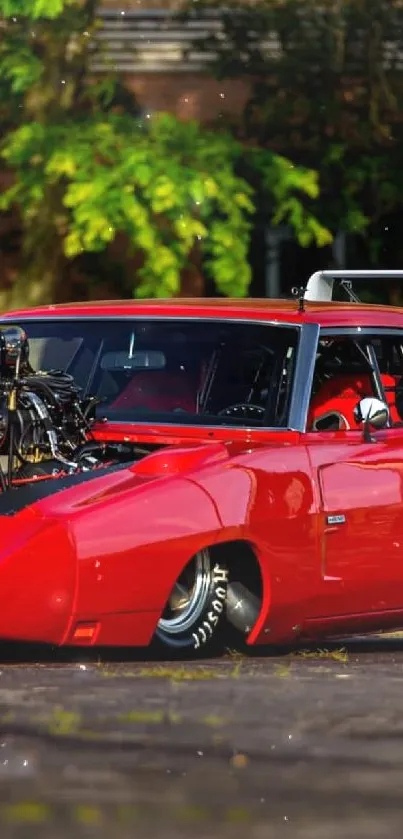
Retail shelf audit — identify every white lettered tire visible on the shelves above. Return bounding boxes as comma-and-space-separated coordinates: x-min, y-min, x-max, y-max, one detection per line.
155, 549, 228, 651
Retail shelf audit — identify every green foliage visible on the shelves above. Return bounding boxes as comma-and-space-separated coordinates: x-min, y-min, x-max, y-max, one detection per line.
247, 149, 332, 247
0, 0, 78, 19
1, 112, 254, 297
0, 0, 329, 302
184, 0, 403, 243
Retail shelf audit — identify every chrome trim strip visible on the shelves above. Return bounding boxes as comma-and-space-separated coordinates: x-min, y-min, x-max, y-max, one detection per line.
320, 327, 403, 336
0, 315, 304, 328
94, 420, 297, 435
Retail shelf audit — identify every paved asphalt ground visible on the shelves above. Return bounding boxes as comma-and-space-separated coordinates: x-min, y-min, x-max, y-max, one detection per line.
0, 639, 403, 838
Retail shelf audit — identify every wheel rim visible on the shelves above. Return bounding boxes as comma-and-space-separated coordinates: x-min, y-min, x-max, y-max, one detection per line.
157, 549, 213, 636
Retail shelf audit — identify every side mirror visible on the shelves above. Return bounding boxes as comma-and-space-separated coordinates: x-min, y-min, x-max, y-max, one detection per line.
354, 397, 389, 442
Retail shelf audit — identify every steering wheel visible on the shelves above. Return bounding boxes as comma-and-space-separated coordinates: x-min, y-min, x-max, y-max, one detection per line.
217, 403, 265, 420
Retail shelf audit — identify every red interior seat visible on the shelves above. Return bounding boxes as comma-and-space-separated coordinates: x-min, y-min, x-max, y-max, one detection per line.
308, 373, 399, 430
111, 371, 197, 413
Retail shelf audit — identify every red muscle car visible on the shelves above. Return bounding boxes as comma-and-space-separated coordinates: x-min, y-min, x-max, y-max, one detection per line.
0, 268, 402, 655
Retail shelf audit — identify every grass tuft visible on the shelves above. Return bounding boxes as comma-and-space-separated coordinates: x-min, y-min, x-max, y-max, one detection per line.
294, 647, 348, 663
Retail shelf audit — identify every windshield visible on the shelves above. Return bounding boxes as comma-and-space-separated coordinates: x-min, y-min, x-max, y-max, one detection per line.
7, 318, 299, 428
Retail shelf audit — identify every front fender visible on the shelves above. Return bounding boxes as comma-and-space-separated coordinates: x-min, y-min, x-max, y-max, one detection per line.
0, 512, 76, 644
69, 475, 223, 619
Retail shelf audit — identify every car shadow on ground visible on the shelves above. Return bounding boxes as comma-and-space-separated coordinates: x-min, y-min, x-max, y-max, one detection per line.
0, 632, 403, 665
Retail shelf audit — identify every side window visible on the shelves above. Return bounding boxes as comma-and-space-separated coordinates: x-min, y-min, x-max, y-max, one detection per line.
370, 335, 403, 426
308, 332, 403, 432
203, 326, 299, 427
308, 335, 379, 431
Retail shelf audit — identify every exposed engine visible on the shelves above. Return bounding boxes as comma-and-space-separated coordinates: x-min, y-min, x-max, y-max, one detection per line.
0, 325, 140, 490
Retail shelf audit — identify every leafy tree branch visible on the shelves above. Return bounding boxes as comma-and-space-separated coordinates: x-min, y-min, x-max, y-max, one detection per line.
0, 0, 330, 304
181, 0, 403, 245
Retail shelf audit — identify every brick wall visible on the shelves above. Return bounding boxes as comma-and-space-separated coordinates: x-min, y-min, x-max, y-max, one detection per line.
123, 73, 250, 122
97, 2, 252, 121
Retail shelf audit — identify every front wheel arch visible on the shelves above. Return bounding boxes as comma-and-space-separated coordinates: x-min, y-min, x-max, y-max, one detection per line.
155, 539, 264, 653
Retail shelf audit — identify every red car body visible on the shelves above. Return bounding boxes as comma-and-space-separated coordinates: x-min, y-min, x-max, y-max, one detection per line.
2, 270, 403, 653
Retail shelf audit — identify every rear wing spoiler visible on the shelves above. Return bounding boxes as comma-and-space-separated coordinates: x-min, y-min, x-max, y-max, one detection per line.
304, 270, 403, 303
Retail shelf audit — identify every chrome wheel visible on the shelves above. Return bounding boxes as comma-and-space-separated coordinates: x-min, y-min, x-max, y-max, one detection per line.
158, 549, 213, 637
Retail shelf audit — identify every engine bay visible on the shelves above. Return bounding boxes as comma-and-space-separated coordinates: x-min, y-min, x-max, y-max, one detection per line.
0, 325, 149, 491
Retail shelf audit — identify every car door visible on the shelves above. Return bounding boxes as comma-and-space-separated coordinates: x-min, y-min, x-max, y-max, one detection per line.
305, 328, 403, 629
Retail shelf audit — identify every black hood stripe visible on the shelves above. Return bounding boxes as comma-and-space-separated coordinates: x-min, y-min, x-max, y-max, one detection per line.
0, 463, 129, 517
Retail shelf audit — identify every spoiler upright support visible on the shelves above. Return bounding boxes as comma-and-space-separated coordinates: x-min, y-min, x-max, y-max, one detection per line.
304, 270, 403, 303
